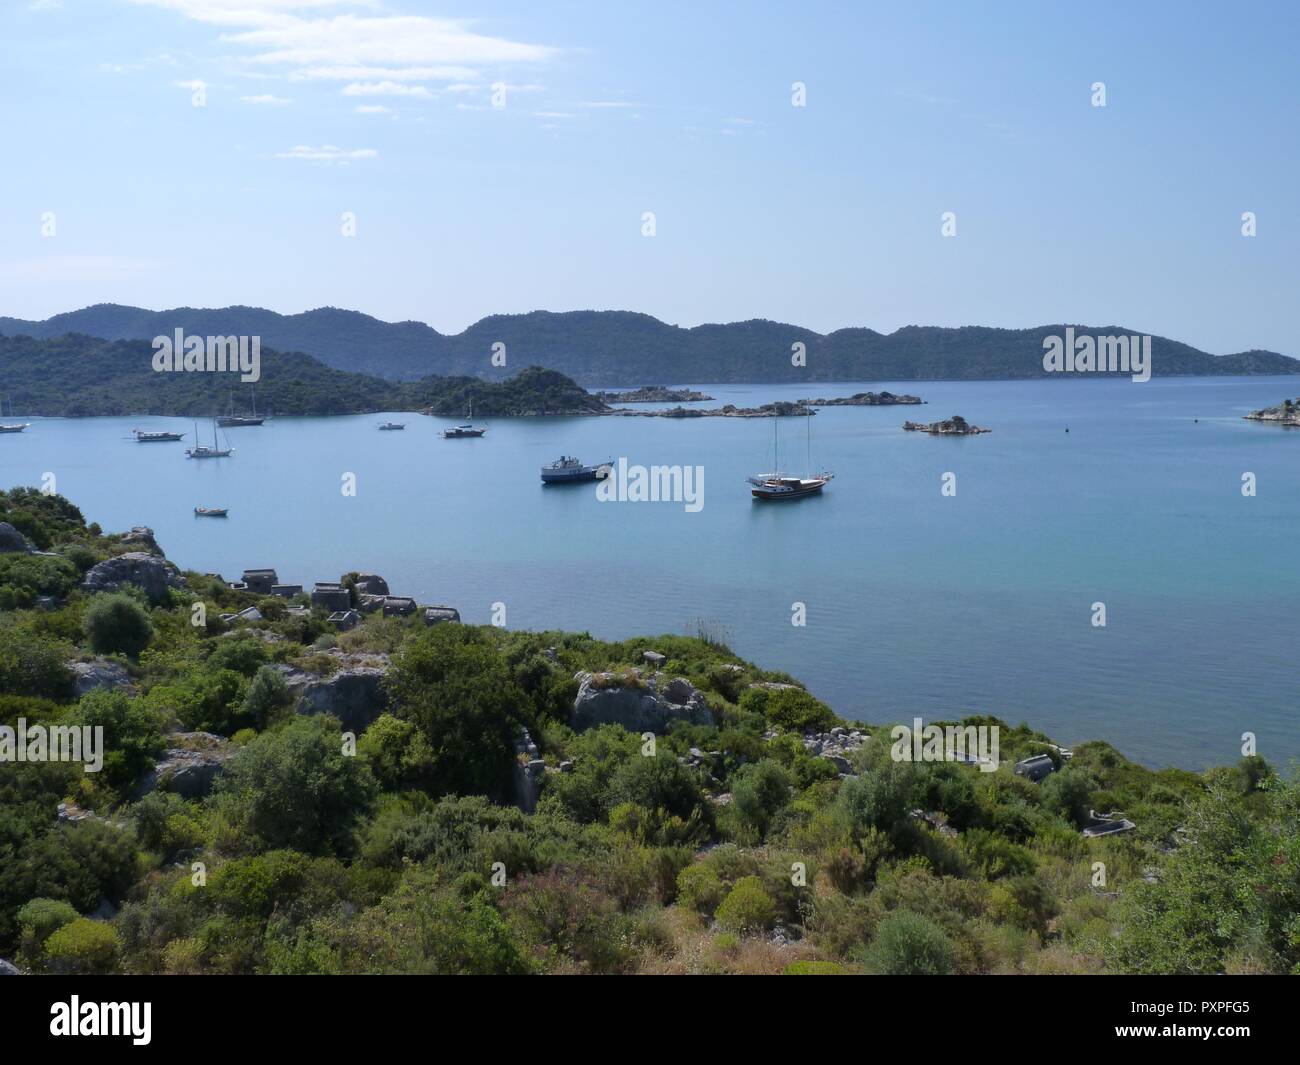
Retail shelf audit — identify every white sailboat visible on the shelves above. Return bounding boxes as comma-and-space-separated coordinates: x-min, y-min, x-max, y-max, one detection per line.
0, 393, 30, 433
185, 418, 234, 458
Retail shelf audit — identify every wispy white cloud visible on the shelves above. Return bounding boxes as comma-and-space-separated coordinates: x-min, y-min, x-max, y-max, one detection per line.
241, 93, 291, 104
275, 143, 377, 161
342, 80, 430, 98
128, 3, 556, 86
353, 104, 391, 114
576, 100, 641, 109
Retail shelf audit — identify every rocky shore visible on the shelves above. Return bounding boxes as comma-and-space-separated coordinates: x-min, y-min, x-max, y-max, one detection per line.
595, 386, 715, 403
608, 400, 814, 418
903, 415, 990, 435
805, 391, 924, 406
1244, 398, 1300, 426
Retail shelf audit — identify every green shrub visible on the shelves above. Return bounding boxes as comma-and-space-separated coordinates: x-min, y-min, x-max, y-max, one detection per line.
83, 593, 154, 656
714, 875, 775, 935
214, 715, 376, 855
728, 760, 791, 844
738, 686, 836, 732
76, 688, 166, 793
861, 911, 956, 974
17, 897, 79, 962
0, 630, 73, 700
43, 917, 121, 974
242, 664, 292, 729
675, 862, 726, 916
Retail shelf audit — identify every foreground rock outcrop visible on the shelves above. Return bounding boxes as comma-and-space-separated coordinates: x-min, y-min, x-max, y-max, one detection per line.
80, 551, 186, 602
69, 658, 136, 697
0, 522, 31, 553
572, 670, 714, 732
277, 653, 390, 734
135, 731, 237, 799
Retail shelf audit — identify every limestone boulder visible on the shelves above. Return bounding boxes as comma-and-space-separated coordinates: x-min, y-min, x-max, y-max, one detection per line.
571, 669, 713, 733
134, 732, 237, 799
69, 658, 136, 698
80, 551, 184, 602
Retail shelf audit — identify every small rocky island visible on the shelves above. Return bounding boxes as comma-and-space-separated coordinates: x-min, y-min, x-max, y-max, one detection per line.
805, 390, 924, 406
596, 385, 715, 403
903, 415, 990, 435
608, 400, 814, 419
1244, 398, 1300, 426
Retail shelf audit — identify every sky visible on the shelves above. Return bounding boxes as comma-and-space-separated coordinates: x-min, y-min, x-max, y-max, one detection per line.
1, 0, 1297, 355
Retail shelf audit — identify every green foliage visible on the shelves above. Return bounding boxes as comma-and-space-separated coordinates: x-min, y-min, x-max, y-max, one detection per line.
714, 875, 776, 935
42, 917, 121, 974
16, 897, 80, 963
356, 713, 434, 792
75, 689, 166, 793
214, 716, 376, 856
386, 626, 526, 799
1108, 779, 1300, 975
0, 628, 73, 700
783, 960, 852, 975
83, 593, 154, 656
861, 911, 957, 975
344, 872, 531, 974
739, 685, 836, 732
0, 552, 79, 608
151, 667, 248, 735
675, 862, 726, 916
728, 760, 792, 844
241, 664, 293, 729
1039, 765, 1098, 826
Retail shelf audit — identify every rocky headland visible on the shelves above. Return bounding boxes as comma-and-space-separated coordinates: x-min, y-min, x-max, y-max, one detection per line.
1244, 398, 1300, 426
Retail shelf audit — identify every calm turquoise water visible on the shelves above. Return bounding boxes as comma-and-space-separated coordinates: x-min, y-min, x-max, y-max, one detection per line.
3, 376, 1297, 770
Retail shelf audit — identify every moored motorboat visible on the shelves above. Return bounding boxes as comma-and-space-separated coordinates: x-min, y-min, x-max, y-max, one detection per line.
541, 455, 612, 484
133, 428, 185, 442
378, 421, 406, 430
194, 507, 228, 517
0, 423, 30, 433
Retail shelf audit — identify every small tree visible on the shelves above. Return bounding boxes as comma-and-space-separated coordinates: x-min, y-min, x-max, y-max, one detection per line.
83, 592, 153, 656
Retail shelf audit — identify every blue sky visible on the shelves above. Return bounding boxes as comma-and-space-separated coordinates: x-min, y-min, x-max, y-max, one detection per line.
1, 0, 1296, 355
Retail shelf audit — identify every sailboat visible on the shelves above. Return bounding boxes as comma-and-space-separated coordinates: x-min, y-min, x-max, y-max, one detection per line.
0, 393, 30, 433
747, 404, 833, 500
441, 400, 486, 438
217, 386, 264, 427
185, 419, 234, 459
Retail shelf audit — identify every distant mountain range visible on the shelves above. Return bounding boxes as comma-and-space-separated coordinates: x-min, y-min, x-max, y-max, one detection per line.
2, 304, 1296, 385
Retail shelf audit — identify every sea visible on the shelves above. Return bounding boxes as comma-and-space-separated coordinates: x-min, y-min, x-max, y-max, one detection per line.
3, 375, 1296, 771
